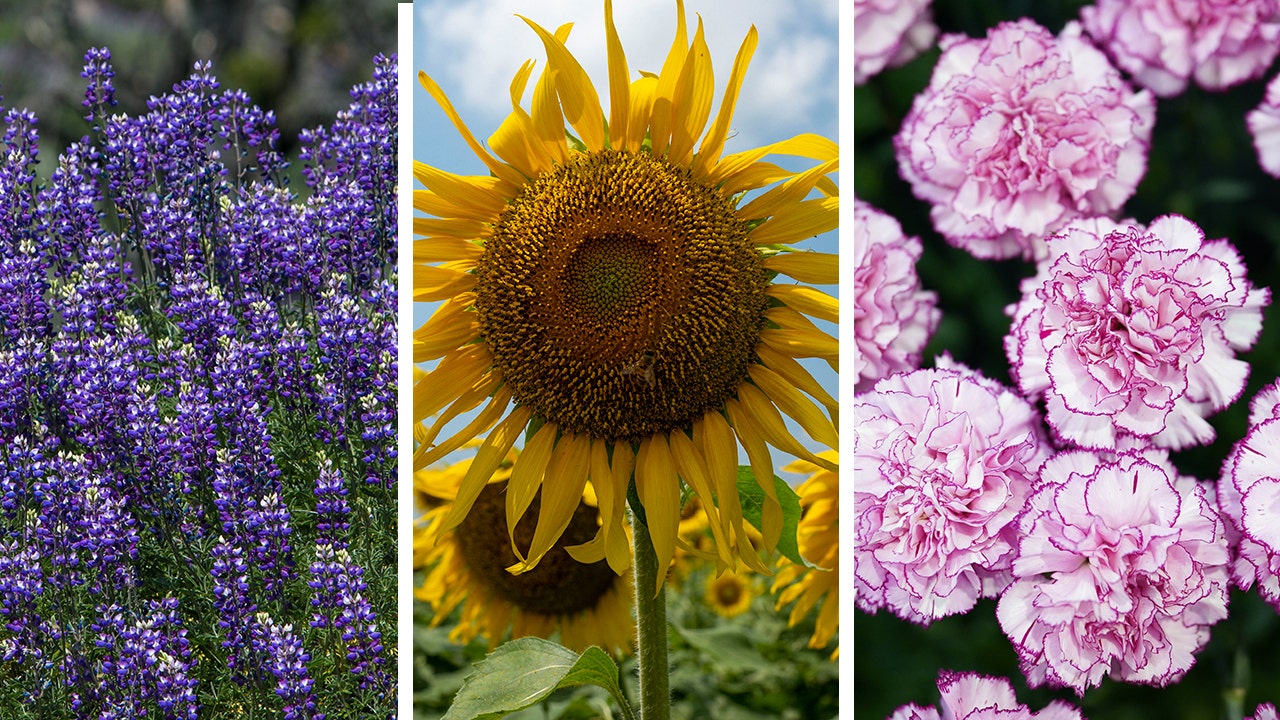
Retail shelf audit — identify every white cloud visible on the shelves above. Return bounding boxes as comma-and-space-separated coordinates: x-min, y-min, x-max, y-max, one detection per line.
414, 0, 836, 153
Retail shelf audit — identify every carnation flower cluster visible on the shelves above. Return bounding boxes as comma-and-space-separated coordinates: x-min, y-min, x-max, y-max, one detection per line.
0, 48, 397, 717
858, 1, 1280, 713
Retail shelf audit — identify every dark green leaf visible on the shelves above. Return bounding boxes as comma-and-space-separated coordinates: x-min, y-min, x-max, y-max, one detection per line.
443, 638, 634, 720
736, 466, 812, 568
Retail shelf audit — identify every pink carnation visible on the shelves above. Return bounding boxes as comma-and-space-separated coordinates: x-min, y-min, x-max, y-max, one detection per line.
1248, 704, 1280, 720
1006, 215, 1268, 450
1218, 380, 1280, 612
997, 450, 1230, 693
894, 19, 1154, 261
853, 0, 937, 85
889, 670, 1085, 720
1248, 73, 1280, 178
854, 363, 1052, 624
854, 198, 940, 393
1081, 0, 1280, 97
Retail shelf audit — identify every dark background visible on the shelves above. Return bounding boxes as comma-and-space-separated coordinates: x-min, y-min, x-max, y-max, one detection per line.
854, 2, 1280, 718
0, 0, 396, 171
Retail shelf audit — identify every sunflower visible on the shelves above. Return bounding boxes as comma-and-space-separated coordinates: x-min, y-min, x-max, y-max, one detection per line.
414, 0, 838, 596
771, 452, 838, 658
704, 570, 757, 619
415, 450, 634, 655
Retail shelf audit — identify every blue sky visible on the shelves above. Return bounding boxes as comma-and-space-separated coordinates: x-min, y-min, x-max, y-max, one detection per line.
410, 0, 839, 480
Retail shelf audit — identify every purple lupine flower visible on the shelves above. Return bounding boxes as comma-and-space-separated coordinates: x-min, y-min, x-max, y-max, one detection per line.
0, 540, 46, 666
78, 467, 139, 595
132, 598, 199, 720
252, 612, 322, 720
332, 549, 388, 691
80, 47, 117, 125
247, 491, 295, 603
210, 536, 257, 682
216, 88, 284, 185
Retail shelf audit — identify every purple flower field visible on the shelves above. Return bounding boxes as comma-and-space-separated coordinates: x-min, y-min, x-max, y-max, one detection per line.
0, 48, 397, 718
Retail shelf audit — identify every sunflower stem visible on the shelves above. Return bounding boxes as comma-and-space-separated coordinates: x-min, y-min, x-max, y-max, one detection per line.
631, 513, 670, 720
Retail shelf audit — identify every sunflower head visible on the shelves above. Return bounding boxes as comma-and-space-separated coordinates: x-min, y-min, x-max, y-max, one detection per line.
704, 570, 758, 619
415, 0, 838, 597
415, 451, 634, 654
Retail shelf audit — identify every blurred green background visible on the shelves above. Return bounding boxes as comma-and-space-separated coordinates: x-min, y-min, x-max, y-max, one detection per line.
854, 1, 1280, 718
0, 0, 396, 171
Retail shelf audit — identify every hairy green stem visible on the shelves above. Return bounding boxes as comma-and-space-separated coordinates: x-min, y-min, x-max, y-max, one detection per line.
632, 515, 670, 720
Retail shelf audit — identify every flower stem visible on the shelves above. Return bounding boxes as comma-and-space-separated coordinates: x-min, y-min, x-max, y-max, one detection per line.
631, 514, 670, 720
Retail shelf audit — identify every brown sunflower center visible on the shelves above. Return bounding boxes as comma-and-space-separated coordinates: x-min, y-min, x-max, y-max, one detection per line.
717, 579, 744, 606
475, 149, 768, 441
453, 482, 616, 616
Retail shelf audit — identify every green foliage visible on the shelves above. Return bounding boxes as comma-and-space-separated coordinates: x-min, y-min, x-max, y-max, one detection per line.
736, 468, 811, 568
440, 638, 635, 720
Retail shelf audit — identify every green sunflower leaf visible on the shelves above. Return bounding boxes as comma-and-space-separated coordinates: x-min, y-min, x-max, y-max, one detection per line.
442, 637, 636, 720
736, 467, 816, 569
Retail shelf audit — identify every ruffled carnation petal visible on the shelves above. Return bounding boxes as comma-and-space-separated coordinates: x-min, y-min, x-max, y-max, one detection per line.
998, 449, 1230, 693
1249, 73, 1280, 178
855, 364, 1052, 624
891, 670, 1086, 720
1220, 388, 1280, 611
1082, 0, 1280, 97
1005, 215, 1267, 450
895, 19, 1154, 261
854, 198, 940, 393
854, 0, 937, 85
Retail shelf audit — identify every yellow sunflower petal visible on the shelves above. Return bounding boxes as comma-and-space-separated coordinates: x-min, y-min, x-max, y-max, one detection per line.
414, 264, 475, 302
749, 196, 838, 246
667, 17, 714, 167
668, 431, 733, 570
414, 236, 484, 264
415, 383, 511, 470
413, 345, 490, 423
624, 74, 659, 153
510, 430, 591, 573
647, 0, 690, 156
724, 397, 781, 554
737, 158, 839, 221
710, 133, 838, 187
755, 343, 837, 422
585, 437, 632, 574
636, 434, 681, 597
529, 44, 571, 165
735, 383, 838, 473
487, 60, 549, 178
763, 251, 837, 285
747, 364, 838, 450
693, 409, 768, 574
414, 294, 479, 362
765, 283, 838, 324
439, 405, 534, 536
505, 420, 559, 546
604, 0, 629, 148
415, 373, 503, 451
413, 75, 526, 191
694, 25, 757, 178
519, 16, 606, 153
